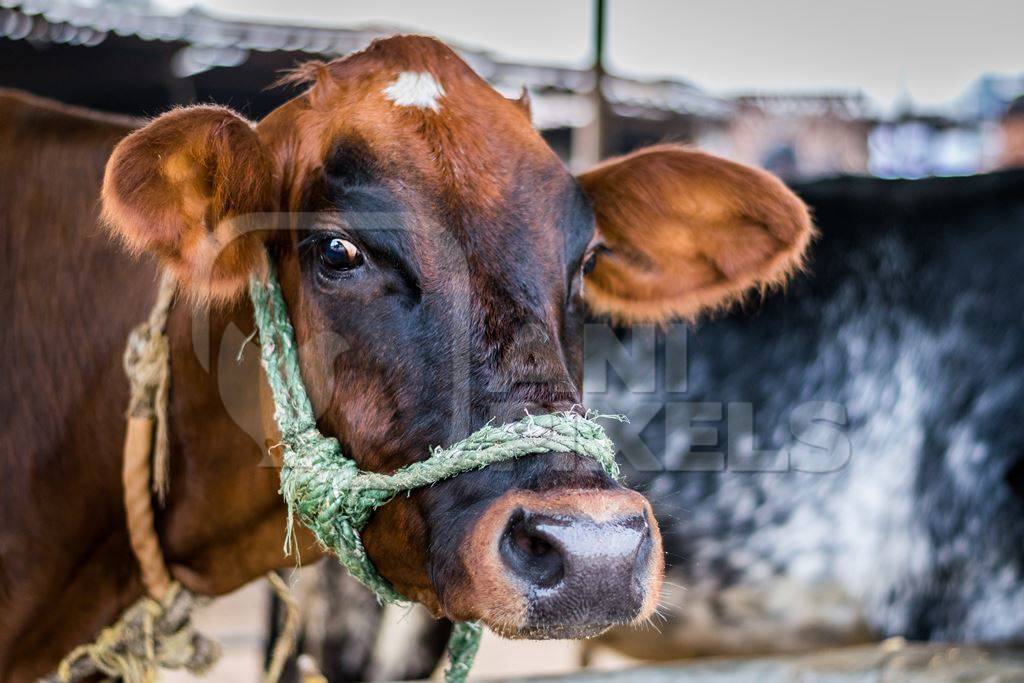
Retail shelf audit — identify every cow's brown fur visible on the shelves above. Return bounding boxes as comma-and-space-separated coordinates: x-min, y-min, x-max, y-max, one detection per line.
102, 106, 275, 304
578, 145, 815, 323
1, 35, 811, 682
0, 90, 324, 682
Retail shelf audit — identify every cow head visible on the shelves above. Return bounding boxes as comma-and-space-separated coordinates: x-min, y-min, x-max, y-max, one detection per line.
101, 36, 811, 639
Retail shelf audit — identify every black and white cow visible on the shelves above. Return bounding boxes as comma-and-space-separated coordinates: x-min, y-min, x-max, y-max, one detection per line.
589, 168, 1024, 658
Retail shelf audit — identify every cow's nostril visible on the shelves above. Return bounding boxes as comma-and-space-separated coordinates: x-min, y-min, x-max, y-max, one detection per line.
501, 509, 565, 589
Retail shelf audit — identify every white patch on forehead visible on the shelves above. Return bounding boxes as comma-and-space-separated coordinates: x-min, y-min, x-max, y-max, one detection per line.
382, 71, 445, 112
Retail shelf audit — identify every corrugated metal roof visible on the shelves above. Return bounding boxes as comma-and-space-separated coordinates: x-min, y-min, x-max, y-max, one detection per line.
1, 0, 740, 128
7, 0, 902, 129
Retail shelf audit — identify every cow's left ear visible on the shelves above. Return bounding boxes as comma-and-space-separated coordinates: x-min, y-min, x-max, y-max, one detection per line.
577, 144, 813, 323
102, 105, 275, 304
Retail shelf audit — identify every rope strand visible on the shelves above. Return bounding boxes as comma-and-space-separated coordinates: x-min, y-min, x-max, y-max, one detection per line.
51, 273, 300, 683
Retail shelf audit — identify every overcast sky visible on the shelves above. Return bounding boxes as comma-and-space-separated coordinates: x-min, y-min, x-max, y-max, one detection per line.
157, 0, 1024, 109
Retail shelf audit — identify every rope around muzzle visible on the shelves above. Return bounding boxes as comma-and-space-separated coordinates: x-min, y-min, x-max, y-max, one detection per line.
249, 260, 624, 683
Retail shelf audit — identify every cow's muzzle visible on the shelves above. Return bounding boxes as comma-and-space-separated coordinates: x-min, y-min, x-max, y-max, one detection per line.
442, 487, 664, 639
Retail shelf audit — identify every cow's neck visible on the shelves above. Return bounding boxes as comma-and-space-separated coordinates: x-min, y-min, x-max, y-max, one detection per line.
6, 282, 325, 682
156, 295, 324, 596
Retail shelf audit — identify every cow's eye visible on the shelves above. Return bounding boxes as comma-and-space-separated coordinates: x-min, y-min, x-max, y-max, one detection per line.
582, 244, 608, 276
319, 237, 364, 271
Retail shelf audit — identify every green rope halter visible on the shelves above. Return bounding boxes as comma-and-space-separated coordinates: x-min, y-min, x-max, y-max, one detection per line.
249, 261, 623, 683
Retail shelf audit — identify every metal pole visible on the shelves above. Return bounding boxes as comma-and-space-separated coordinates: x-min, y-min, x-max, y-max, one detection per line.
571, 0, 608, 168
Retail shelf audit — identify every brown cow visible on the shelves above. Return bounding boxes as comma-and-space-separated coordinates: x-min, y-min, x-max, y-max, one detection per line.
0, 35, 811, 681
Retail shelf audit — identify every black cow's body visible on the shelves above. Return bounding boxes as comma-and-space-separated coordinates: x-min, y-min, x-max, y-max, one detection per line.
587, 169, 1024, 655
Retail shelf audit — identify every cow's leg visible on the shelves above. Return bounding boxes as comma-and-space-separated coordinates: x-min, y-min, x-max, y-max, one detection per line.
269, 562, 450, 682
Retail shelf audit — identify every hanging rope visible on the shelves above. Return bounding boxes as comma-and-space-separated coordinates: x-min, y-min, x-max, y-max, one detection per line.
50, 273, 300, 683
249, 261, 624, 683
263, 572, 301, 683
123, 272, 176, 504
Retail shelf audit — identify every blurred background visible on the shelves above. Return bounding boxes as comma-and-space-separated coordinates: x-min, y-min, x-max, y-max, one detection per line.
6, 1, 1023, 681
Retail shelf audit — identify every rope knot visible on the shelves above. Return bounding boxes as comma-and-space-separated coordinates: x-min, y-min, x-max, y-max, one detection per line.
49, 582, 219, 683
123, 325, 168, 417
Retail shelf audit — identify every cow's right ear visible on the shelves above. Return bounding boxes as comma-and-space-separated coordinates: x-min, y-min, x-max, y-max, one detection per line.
102, 106, 275, 304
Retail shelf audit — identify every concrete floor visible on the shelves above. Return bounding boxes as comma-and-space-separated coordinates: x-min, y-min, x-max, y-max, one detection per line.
160, 583, 1024, 682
